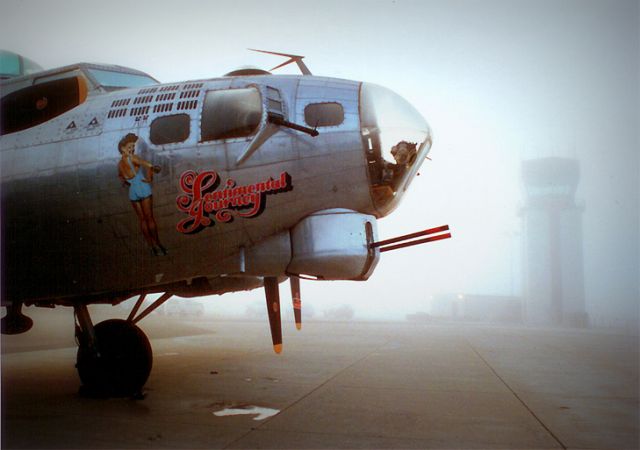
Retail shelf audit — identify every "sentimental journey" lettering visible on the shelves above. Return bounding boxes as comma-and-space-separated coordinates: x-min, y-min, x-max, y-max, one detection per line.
176, 170, 292, 234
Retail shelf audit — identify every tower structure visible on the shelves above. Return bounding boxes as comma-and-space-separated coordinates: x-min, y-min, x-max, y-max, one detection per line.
521, 158, 587, 326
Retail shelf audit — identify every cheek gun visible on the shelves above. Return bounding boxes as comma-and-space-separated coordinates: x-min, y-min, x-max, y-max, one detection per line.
369, 225, 451, 253
261, 225, 452, 355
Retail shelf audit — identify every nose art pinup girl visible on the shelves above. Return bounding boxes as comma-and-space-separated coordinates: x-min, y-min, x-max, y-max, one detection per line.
117, 133, 167, 256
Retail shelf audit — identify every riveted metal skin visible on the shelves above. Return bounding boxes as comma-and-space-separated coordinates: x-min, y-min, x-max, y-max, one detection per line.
1, 63, 431, 308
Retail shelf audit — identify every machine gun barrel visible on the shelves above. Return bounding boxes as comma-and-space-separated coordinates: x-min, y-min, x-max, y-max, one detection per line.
370, 225, 451, 253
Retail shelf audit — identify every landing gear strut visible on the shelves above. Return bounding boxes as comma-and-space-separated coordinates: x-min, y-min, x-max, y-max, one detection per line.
73, 295, 171, 398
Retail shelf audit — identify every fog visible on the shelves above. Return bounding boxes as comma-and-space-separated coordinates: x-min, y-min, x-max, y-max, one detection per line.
1, 0, 638, 329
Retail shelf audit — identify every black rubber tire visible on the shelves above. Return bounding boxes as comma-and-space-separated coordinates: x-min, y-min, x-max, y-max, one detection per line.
76, 319, 152, 397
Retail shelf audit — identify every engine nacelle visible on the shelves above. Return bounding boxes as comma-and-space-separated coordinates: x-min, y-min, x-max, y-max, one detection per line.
287, 209, 379, 280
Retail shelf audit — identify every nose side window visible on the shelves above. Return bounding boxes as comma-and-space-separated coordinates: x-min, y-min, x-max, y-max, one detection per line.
266, 86, 285, 118
150, 113, 190, 145
200, 88, 262, 142
304, 102, 344, 128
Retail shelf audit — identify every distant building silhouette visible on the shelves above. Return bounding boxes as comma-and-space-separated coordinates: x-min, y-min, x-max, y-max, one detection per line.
521, 158, 587, 326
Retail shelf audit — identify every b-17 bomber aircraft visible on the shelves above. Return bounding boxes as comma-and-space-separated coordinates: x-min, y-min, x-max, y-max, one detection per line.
0, 49, 451, 397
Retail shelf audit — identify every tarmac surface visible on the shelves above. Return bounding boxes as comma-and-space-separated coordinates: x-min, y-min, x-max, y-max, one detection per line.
1, 307, 639, 449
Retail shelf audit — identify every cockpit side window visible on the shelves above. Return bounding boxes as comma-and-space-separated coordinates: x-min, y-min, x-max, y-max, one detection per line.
304, 102, 344, 127
0, 76, 87, 136
200, 88, 262, 142
150, 114, 190, 145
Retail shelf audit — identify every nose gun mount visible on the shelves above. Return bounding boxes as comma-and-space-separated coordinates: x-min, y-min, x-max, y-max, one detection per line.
370, 225, 451, 253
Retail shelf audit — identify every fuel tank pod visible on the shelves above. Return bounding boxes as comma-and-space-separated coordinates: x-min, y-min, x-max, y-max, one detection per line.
287, 209, 380, 281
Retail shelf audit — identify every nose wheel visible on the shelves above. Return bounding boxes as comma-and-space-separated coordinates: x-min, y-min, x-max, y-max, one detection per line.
75, 309, 152, 397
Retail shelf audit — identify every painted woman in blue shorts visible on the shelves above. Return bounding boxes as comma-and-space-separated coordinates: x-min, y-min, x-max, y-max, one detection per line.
117, 133, 167, 256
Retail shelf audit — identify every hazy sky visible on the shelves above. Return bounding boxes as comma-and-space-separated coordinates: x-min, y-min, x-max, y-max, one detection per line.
1, 0, 638, 323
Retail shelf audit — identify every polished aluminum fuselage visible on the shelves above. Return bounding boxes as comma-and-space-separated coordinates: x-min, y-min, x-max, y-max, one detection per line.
1, 75, 380, 305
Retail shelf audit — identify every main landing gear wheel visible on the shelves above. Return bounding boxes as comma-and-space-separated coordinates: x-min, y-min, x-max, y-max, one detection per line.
76, 319, 152, 397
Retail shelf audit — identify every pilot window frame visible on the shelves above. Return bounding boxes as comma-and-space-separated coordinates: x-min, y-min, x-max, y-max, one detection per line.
200, 87, 263, 143
304, 102, 344, 128
34, 70, 84, 85
86, 68, 158, 90
149, 113, 191, 146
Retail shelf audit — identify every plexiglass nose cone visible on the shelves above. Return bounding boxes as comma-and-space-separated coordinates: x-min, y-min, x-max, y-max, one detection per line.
360, 82, 432, 215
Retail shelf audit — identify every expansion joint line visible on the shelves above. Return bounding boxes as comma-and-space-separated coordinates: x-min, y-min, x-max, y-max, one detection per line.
222, 338, 392, 449
467, 340, 567, 450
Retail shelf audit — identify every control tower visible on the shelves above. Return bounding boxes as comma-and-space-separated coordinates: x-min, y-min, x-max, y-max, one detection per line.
521, 158, 588, 326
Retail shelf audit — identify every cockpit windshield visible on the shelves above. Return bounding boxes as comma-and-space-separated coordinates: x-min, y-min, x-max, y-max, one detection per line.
0, 50, 43, 80
87, 68, 157, 90
360, 83, 431, 214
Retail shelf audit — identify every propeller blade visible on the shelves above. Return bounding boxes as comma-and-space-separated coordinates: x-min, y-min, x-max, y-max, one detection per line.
290, 276, 302, 330
264, 277, 283, 354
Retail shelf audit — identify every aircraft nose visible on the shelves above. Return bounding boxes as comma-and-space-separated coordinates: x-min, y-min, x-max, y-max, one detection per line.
359, 82, 432, 215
